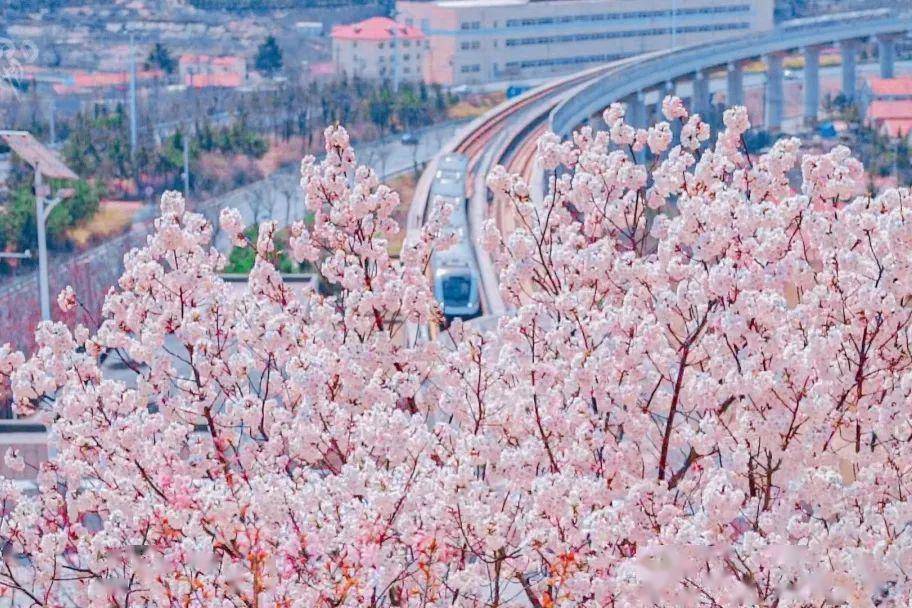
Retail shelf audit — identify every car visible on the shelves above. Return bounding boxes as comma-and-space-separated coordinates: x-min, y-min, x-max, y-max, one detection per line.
401, 132, 419, 145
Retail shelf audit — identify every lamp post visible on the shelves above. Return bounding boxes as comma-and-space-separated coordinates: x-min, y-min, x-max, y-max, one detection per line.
0, 131, 78, 322
34, 170, 75, 321
182, 131, 190, 201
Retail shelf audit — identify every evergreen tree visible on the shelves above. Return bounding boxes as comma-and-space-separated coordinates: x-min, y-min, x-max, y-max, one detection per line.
255, 36, 284, 77
145, 42, 177, 75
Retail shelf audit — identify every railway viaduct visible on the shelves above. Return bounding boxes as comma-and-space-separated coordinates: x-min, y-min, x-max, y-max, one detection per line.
408, 9, 912, 325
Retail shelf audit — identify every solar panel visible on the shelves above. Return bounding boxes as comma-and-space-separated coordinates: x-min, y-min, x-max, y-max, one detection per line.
0, 130, 78, 181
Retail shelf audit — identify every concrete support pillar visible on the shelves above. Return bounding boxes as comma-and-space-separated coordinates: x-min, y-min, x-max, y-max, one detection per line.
692, 69, 710, 117
627, 91, 647, 161
726, 62, 744, 107
764, 52, 784, 132
840, 39, 859, 101
878, 35, 896, 79
627, 90, 646, 128
587, 111, 604, 132
803, 46, 820, 127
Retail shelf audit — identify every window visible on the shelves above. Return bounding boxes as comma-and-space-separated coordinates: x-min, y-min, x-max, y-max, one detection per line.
460, 21, 480, 30
504, 22, 749, 47
460, 41, 480, 50
504, 52, 629, 70
460, 64, 481, 73
442, 276, 471, 306
504, 4, 750, 28
379, 42, 384, 49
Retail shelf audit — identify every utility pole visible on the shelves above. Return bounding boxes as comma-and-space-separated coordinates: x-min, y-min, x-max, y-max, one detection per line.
129, 34, 138, 163
182, 131, 190, 202
391, 9, 400, 92
47, 93, 56, 145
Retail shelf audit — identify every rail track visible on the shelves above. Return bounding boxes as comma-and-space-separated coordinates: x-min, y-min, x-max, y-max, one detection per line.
411, 8, 912, 329
407, 59, 650, 326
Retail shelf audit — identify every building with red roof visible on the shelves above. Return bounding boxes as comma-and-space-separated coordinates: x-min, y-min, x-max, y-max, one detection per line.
862, 76, 912, 140
331, 16, 426, 82
178, 54, 247, 89
865, 76, 912, 100
19, 66, 163, 95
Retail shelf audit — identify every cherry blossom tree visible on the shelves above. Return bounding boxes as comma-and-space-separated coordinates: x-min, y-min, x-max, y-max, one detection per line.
1, 99, 912, 607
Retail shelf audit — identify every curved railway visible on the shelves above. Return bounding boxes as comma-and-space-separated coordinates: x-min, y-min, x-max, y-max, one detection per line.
409, 8, 912, 330
407, 54, 656, 326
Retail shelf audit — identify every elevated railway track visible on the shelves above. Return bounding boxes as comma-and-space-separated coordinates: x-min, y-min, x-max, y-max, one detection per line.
410, 9, 912, 329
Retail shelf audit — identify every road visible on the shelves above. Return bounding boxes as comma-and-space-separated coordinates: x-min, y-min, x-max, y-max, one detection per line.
208, 120, 464, 251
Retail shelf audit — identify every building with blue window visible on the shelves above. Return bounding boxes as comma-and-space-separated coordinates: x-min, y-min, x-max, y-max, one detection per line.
397, 0, 774, 85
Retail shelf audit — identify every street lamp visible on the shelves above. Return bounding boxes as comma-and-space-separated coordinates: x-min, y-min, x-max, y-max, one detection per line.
34, 174, 75, 322
0, 131, 78, 322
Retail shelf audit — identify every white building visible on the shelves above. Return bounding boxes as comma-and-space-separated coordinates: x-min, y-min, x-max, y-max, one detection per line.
397, 0, 775, 86
331, 16, 426, 83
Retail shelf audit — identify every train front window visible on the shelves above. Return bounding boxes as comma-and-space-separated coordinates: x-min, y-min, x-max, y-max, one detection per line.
442, 276, 471, 307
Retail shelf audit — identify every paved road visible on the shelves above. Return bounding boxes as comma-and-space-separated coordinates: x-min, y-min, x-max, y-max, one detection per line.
208, 120, 464, 251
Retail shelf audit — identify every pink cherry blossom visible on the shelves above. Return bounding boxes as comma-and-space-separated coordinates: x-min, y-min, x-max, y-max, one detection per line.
56, 285, 76, 313
0, 103, 910, 607
3, 448, 24, 473
662, 94, 689, 121
219, 207, 247, 247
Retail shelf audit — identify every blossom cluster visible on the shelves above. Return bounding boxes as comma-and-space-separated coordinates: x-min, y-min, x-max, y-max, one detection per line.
0, 103, 909, 607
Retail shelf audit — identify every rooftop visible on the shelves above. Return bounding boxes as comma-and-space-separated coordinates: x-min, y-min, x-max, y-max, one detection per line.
180, 54, 246, 67
879, 118, 912, 138
868, 100, 912, 121
867, 76, 912, 98
435, 0, 527, 7
331, 17, 424, 42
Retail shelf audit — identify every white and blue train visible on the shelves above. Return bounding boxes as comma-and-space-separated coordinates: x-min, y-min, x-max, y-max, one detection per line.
430, 153, 482, 321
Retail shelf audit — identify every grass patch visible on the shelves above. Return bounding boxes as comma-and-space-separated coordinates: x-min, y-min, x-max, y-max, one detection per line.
66, 201, 139, 249
386, 172, 418, 257
447, 92, 506, 120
